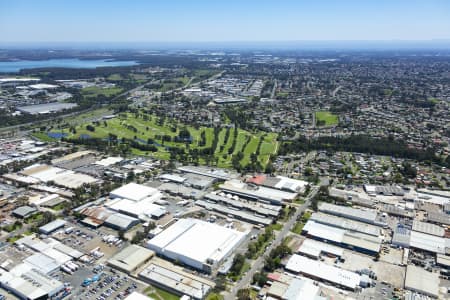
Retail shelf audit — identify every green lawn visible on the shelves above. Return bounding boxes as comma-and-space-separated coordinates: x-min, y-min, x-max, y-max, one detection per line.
145, 286, 179, 300
107, 74, 123, 81
315, 111, 339, 126
45, 111, 278, 169
81, 86, 123, 98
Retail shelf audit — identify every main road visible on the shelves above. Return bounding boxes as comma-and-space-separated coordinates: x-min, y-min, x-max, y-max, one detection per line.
224, 185, 319, 300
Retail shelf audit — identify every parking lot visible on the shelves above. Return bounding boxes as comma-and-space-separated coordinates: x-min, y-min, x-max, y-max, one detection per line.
61, 265, 146, 300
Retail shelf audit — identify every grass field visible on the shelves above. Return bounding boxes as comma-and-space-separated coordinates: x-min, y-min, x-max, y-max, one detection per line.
81, 86, 123, 98
106, 74, 123, 81
45, 111, 278, 169
315, 111, 339, 126
145, 286, 179, 300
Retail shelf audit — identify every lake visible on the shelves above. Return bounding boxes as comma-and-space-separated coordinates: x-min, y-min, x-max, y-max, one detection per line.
0, 58, 139, 72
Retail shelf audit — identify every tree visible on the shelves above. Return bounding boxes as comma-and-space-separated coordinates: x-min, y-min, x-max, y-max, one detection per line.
237, 288, 251, 300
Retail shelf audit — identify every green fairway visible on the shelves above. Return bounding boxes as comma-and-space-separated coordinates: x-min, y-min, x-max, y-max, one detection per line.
47, 111, 278, 169
81, 86, 123, 98
315, 111, 339, 126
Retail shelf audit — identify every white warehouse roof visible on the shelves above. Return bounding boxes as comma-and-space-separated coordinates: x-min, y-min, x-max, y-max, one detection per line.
110, 183, 161, 202
410, 231, 450, 254
286, 254, 361, 290
404, 265, 440, 298
147, 218, 247, 271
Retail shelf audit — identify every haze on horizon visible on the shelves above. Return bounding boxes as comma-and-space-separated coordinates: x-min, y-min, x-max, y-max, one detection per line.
0, 0, 449, 46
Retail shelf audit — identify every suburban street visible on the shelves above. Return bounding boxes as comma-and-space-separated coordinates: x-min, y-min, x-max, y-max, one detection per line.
224, 185, 319, 300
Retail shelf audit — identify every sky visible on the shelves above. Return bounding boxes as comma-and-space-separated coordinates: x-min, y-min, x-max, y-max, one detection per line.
0, 0, 449, 43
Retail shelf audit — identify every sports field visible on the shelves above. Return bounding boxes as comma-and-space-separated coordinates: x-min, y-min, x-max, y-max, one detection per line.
315, 111, 339, 126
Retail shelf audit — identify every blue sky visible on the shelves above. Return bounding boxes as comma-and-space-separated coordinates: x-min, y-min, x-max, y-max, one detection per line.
0, 0, 449, 42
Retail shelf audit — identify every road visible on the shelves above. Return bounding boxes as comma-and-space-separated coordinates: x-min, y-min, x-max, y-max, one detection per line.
224, 185, 319, 300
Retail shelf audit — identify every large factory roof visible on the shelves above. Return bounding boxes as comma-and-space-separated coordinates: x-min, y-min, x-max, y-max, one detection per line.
147, 218, 247, 268
286, 254, 361, 290
110, 183, 161, 202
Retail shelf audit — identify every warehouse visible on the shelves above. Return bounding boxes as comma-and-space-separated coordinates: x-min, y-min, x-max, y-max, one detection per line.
106, 198, 167, 220
409, 230, 450, 254
318, 203, 386, 227
78, 206, 140, 230
110, 183, 162, 202
147, 218, 247, 273
412, 220, 445, 237
139, 258, 215, 300
247, 175, 308, 193
285, 254, 362, 291
404, 265, 440, 298
0, 264, 65, 300
159, 173, 186, 184
184, 173, 215, 190
302, 221, 381, 255
204, 192, 281, 217
391, 225, 411, 248
220, 179, 297, 205
24, 253, 61, 274
195, 199, 273, 226
364, 185, 404, 196
266, 276, 322, 300
178, 166, 236, 181
108, 245, 154, 274
297, 239, 344, 259
17, 102, 77, 115
427, 211, 450, 226
309, 212, 382, 237
19, 164, 98, 189
104, 213, 140, 231
12, 205, 37, 219
39, 219, 66, 235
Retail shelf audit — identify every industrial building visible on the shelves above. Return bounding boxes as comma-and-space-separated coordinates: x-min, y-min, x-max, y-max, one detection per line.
139, 258, 215, 300
409, 231, 450, 255
78, 206, 140, 231
17, 102, 77, 115
318, 203, 387, 227
110, 183, 162, 202
204, 192, 281, 217
412, 220, 445, 237
302, 221, 381, 255
220, 179, 297, 205
124, 292, 154, 300
177, 165, 236, 181
106, 197, 167, 220
391, 224, 411, 248
404, 265, 440, 298
39, 219, 66, 235
0, 264, 65, 300
364, 184, 404, 196
195, 199, 273, 226
147, 218, 247, 273
246, 175, 308, 193
108, 245, 154, 274
12, 205, 37, 219
309, 212, 382, 237
285, 254, 362, 291
266, 276, 324, 300
297, 239, 344, 259
19, 164, 98, 189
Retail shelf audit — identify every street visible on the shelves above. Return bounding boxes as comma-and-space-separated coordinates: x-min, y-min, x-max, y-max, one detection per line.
224, 185, 319, 300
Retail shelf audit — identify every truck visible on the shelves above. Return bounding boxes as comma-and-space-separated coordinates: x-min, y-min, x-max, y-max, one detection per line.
65, 227, 74, 234
66, 262, 79, 271
61, 265, 73, 275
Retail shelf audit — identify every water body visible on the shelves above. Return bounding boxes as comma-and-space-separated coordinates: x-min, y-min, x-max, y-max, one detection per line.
0, 58, 138, 72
